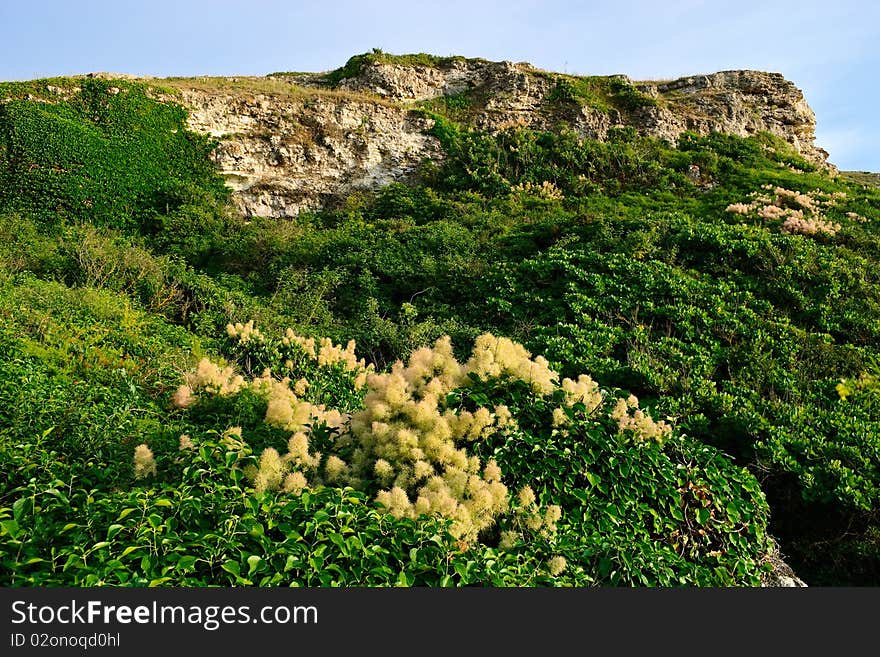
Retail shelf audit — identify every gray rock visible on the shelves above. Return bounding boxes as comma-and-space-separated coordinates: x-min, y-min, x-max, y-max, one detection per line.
180, 88, 442, 218
761, 542, 808, 587
172, 56, 832, 218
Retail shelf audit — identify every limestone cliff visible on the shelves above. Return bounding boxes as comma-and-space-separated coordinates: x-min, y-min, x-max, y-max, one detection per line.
179, 85, 440, 218
161, 54, 830, 218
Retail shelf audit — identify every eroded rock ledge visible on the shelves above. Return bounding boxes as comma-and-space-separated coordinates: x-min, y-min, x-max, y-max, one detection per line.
170, 56, 829, 218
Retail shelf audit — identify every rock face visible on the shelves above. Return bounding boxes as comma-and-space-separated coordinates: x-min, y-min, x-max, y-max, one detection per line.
170, 56, 830, 218
761, 543, 808, 587
636, 70, 828, 167
181, 88, 441, 217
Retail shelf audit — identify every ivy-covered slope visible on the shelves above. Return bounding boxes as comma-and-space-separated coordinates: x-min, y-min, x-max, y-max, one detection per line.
1, 69, 879, 585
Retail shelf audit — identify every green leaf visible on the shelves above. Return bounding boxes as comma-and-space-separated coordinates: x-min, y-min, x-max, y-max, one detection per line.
453, 561, 473, 582
116, 508, 137, 522
221, 561, 240, 577
177, 555, 197, 571
44, 488, 68, 503
106, 524, 124, 540
0, 519, 20, 539
247, 555, 265, 577
12, 497, 30, 521
725, 502, 742, 523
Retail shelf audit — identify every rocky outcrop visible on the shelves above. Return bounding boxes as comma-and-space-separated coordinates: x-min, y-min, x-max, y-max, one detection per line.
636, 70, 828, 167
318, 60, 826, 161
761, 543, 808, 587
170, 55, 830, 218
180, 88, 441, 217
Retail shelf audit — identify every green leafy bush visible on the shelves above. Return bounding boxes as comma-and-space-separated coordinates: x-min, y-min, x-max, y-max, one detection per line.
155, 327, 773, 585
0, 78, 228, 232
323, 49, 473, 86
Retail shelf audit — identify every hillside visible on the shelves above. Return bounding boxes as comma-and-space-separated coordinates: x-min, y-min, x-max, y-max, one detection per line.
1, 51, 879, 586
168, 55, 831, 217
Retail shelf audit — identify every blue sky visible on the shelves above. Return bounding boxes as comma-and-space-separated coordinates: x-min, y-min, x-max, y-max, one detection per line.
2, 1, 878, 171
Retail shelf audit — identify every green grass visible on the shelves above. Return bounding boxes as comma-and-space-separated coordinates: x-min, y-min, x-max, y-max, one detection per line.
841, 170, 880, 188
535, 72, 658, 113
322, 49, 481, 86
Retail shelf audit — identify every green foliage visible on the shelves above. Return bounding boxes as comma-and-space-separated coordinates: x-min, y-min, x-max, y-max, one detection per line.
547, 76, 612, 112
2, 67, 880, 586
162, 328, 771, 585
0, 274, 199, 506
0, 78, 228, 232
484, 239, 880, 517
608, 77, 658, 111
416, 92, 476, 124
453, 376, 771, 585
324, 49, 473, 86
426, 117, 685, 196
0, 432, 473, 586
545, 75, 657, 113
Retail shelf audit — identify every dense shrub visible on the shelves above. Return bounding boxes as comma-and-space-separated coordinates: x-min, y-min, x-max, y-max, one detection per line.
0, 78, 228, 233
151, 326, 772, 585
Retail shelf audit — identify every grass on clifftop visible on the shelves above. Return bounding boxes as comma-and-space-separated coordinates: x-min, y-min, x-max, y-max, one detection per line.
321, 48, 486, 86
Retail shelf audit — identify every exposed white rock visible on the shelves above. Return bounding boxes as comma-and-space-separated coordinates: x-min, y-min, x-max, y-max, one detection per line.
180, 88, 442, 217
761, 542, 808, 587
173, 57, 830, 218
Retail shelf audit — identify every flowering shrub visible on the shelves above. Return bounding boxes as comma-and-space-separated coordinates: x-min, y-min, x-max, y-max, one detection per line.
157, 324, 774, 584
780, 214, 843, 236
180, 329, 596, 542
610, 394, 672, 442
510, 180, 564, 200
132, 444, 157, 479
724, 185, 843, 236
